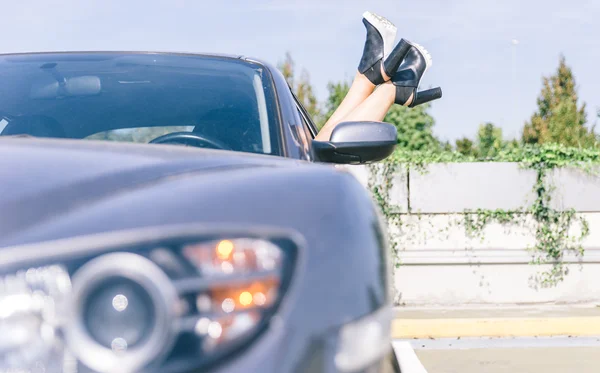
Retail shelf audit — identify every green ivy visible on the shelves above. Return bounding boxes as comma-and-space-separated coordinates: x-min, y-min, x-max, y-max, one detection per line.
368, 162, 402, 267
370, 144, 600, 285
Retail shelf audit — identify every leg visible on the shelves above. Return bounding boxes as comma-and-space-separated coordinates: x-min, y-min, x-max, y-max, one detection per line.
342, 82, 413, 122
316, 68, 390, 141
315, 12, 442, 141
316, 11, 399, 141
317, 40, 440, 140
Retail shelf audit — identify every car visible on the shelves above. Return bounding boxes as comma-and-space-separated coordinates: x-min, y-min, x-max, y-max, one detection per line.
0, 51, 400, 373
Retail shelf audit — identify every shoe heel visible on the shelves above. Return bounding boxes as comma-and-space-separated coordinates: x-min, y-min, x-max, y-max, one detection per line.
409, 87, 443, 107
383, 39, 411, 77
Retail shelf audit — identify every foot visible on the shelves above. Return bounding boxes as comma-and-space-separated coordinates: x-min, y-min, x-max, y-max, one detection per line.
391, 41, 442, 107
358, 11, 398, 85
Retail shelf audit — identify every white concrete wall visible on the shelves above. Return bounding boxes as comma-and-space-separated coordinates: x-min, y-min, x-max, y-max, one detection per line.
342, 163, 600, 306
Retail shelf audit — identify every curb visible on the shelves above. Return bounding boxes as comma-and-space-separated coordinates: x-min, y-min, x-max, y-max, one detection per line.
391, 316, 600, 339
392, 341, 428, 373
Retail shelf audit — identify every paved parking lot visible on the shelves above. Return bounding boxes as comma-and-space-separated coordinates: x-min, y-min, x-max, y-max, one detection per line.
417, 347, 600, 373
395, 337, 600, 373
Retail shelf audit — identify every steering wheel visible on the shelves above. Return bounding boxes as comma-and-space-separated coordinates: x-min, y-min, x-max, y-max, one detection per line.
149, 131, 231, 150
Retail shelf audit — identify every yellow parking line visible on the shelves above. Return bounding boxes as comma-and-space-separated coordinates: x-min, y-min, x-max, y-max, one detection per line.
392, 317, 600, 339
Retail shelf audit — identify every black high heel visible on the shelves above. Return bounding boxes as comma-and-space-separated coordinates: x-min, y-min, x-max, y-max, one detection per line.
391, 41, 442, 107
358, 12, 411, 85
409, 87, 443, 108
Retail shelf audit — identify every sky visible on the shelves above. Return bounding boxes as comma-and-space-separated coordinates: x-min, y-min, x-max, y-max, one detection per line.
1, 0, 599, 143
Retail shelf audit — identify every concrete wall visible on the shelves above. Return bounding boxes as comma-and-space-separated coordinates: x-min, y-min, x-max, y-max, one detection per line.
343, 163, 600, 306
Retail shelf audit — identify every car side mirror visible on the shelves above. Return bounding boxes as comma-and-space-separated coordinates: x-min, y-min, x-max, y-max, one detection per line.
312, 121, 397, 164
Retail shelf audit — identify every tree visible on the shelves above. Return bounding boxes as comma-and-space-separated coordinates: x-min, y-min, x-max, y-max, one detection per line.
455, 137, 476, 156
323, 80, 350, 122
522, 55, 596, 147
278, 52, 323, 126
383, 104, 441, 151
506, 138, 521, 150
455, 122, 513, 157
278, 52, 295, 87
440, 140, 453, 152
477, 122, 504, 158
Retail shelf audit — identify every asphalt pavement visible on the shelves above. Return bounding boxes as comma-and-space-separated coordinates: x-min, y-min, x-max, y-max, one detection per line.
391, 304, 600, 373
394, 337, 600, 373
415, 346, 600, 373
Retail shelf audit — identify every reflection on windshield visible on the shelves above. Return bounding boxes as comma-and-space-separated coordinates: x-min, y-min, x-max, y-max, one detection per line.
86, 126, 195, 143
0, 118, 8, 133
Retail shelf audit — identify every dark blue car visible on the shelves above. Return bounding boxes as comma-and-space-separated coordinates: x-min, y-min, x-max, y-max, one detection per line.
0, 52, 399, 373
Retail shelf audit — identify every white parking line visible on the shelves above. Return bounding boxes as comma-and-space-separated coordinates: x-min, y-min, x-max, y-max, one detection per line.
399, 336, 600, 350
392, 341, 428, 373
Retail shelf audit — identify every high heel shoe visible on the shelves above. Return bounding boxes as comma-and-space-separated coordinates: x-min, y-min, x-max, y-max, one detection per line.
358, 12, 412, 85
391, 41, 443, 107
409, 87, 443, 107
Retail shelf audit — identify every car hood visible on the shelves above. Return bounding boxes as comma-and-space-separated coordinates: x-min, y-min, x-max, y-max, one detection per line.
0, 138, 392, 355
0, 138, 311, 244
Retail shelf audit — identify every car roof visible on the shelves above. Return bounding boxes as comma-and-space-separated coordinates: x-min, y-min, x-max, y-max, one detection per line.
0, 51, 276, 76
0, 50, 268, 63
0, 50, 240, 57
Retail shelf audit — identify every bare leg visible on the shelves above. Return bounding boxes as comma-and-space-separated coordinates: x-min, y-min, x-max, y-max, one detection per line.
316, 11, 400, 141
315, 73, 374, 141
342, 82, 413, 122
316, 67, 391, 141
315, 13, 439, 141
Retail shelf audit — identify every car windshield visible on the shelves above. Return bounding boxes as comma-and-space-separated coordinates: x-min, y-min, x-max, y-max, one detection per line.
0, 53, 280, 155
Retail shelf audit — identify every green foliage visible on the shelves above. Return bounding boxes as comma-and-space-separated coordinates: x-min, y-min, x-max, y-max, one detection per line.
455, 123, 516, 158
455, 137, 476, 156
477, 122, 505, 158
384, 103, 441, 151
387, 148, 473, 168
506, 138, 521, 151
278, 52, 295, 87
440, 141, 453, 152
323, 80, 350, 125
371, 144, 600, 286
463, 209, 523, 237
522, 55, 597, 147
277, 52, 323, 126
368, 162, 402, 267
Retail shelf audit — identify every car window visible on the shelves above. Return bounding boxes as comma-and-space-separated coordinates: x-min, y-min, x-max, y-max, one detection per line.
0, 53, 281, 155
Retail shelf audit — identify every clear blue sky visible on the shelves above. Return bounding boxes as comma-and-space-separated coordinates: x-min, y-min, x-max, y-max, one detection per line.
1, 0, 599, 142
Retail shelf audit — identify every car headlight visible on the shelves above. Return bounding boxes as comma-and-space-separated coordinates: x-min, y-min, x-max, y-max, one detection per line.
0, 230, 298, 373
0, 265, 72, 372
